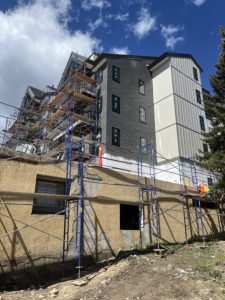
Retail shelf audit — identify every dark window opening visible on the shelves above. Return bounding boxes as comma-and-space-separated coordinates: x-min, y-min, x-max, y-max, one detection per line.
203, 143, 208, 153
112, 127, 120, 146
196, 89, 201, 104
112, 65, 120, 82
207, 177, 213, 187
192, 197, 216, 209
193, 67, 198, 81
138, 79, 145, 94
95, 69, 103, 82
112, 95, 120, 113
32, 176, 66, 214
199, 116, 205, 131
120, 204, 139, 230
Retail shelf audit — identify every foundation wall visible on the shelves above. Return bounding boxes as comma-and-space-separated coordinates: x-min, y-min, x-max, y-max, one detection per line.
0, 161, 224, 286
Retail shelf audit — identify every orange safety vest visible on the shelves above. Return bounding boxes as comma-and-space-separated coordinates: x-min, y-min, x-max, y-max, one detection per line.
198, 183, 205, 197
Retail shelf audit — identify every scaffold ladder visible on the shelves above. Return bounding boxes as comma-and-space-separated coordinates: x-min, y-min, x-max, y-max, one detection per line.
137, 142, 159, 249
189, 159, 205, 243
75, 139, 84, 279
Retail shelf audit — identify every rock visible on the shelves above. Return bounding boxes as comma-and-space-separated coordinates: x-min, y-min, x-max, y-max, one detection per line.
38, 295, 45, 299
73, 279, 88, 286
49, 288, 58, 295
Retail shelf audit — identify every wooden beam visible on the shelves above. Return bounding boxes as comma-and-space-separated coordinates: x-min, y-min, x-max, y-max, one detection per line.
0, 190, 78, 201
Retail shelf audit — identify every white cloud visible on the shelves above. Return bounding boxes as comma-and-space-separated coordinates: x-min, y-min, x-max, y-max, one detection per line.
81, 0, 111, 10
132, 8, 156, 39
160, 24, 184, 50
0, 0, 100, 126
106, 12, 129, 22
191, 0, 206, 6
88, 16, 107, 31
110, 47, 130, 55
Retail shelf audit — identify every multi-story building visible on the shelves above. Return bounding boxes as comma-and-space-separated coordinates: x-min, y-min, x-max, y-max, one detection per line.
2, 51, 212, 185
87, 52, 210, 185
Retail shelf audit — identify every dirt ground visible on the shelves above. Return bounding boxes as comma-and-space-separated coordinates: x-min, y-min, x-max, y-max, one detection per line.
1, 241, 225, 300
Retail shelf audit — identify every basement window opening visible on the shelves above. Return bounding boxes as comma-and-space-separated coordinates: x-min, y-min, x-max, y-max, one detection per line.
120, 204, 139, 230
32, 176, 67, 215
192, 197, 216, 209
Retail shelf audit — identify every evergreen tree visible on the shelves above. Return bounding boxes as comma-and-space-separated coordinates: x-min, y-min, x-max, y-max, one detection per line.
200, 27, 225, 191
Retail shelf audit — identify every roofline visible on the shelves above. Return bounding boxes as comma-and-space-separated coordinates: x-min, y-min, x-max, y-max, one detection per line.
87, 52, 158, 68
148, 52, 203, 72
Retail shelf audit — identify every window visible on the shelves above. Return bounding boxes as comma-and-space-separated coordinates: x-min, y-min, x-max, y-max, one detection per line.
193, 67, 198, 81
207, 177, 213, 187
112, 95, 120, 113
196, 90, 201, 104
139, 107, 146, 123
95, 69, 103, 82
112, 65, 120, 82
97, 96, 102, 113
32, 176, 66, 214
138, 79, 145, 94
140, 137, 147, 147
112, 127, 120, 146
203, 143, 208, 153
199, 116, 205, 131
120, 204, 139, 230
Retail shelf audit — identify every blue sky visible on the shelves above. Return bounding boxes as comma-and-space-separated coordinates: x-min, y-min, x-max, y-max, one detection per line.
0, 0, 224, 124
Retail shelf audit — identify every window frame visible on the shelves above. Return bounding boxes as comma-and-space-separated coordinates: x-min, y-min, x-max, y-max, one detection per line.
203, 143, 208, 154
112, 127, 120, 146
138, 79, 145, 95
112, 65, 120, 83
139, 106, 146, 123
112, 95, 120, 114
140, 136, 147, 147
193, 67, 198, 81
32, 176, 67, 215
199, 115, 205, 131
196, 89, 201, 104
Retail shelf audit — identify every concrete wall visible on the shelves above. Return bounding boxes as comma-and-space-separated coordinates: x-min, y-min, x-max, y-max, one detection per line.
0, 160, 223, 284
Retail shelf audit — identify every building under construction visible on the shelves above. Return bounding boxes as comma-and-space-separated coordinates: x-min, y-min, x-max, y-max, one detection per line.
0, 51, 224, 287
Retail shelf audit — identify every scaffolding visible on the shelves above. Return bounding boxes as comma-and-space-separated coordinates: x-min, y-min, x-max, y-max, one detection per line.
180, 158, 206, 243
137, 142, 159, 249
0, 54, 98, 277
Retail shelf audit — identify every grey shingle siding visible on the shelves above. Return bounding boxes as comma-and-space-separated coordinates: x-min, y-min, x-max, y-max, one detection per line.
99, 58, 155, 160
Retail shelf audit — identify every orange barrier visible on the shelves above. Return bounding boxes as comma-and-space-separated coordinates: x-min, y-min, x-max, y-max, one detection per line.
98, 144, 102, 167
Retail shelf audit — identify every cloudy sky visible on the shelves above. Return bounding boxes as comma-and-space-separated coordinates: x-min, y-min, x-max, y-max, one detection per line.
0, 0, 225, 128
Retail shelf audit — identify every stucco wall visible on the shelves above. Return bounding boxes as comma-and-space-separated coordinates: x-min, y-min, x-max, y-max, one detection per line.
0, 160, 223, 281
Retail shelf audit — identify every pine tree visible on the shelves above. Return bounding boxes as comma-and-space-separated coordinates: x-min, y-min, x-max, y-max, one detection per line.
200, 27, 225, 191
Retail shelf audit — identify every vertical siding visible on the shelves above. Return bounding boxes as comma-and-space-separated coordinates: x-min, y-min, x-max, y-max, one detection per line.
171, 57, 202, 86
98, 65, 108, 153
152, 60, 178, 162
152, 60, 173, 104
177, 125, 204, 158
171, 57, 206, 158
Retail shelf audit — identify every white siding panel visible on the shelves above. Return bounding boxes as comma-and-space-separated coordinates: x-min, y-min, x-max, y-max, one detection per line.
154, 95, 176, 132
156, 125, 179, 162
177, 125, 203, 158
174, 95, 207, 133
171, 67, 203, 105
152, 62, 173, 103
171, 57, 202, 85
